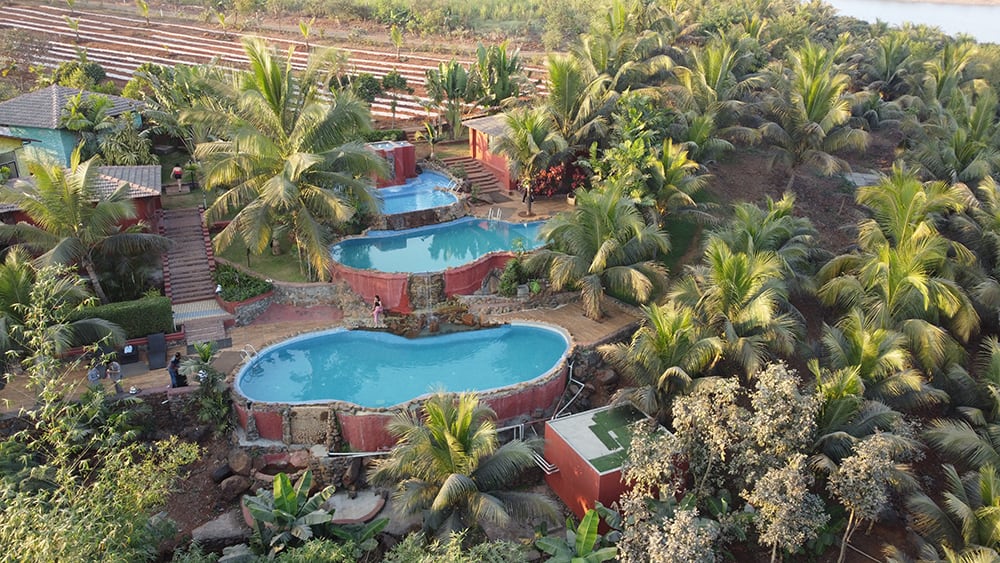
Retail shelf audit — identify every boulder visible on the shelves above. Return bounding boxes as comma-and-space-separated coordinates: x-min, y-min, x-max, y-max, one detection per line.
342, 457, 363, 489
289, 449, 311, 470
191, 509, 251, 553
211, 463, 234, 484
220, 475, 251, 501
596, 369, 619, 387
228, 449, 253, 476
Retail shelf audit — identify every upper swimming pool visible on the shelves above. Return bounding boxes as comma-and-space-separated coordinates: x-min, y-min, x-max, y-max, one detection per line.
331, 217, 544, 273
379, 171, 458, 215
235, 323, 571, 407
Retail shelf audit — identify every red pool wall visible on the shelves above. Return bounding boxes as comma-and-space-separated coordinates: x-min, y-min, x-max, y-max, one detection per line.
444, 253, 514, 296
332, 265, 411, 313
333, 251, 515, 314
336, 364, 568, 451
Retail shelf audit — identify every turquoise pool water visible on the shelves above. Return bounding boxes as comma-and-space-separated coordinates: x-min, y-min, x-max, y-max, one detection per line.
331, 217, 545, 273
380, 171, 458, 215
236, 324, 570, 406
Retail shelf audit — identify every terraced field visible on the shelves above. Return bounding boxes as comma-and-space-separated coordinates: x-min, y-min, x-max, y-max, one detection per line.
1, 3, 547, 123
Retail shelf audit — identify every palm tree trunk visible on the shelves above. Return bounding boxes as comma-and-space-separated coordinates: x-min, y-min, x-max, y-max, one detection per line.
785, 171, 797, 192
83, 259, 110, 304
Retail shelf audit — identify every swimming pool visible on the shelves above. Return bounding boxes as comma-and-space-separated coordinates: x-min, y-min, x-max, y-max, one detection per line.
236, 323, 571, 407
331, 217, 544, 273
379, 171, 458, 215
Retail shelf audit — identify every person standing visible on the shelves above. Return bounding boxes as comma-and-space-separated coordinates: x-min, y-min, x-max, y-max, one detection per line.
168, 352, 186, 388
372, 295, 383, 326
106, 359, 123, 394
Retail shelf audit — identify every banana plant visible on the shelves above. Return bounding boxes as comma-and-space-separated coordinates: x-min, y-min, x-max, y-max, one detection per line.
536, 508, 618, 562
243, 470, 335, 556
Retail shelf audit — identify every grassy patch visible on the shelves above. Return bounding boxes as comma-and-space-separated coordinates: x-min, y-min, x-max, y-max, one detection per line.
214, 238, 310, 283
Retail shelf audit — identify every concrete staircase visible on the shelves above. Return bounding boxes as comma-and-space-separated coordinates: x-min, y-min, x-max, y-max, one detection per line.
439, 156, 505, 202
159, 208, 231, 346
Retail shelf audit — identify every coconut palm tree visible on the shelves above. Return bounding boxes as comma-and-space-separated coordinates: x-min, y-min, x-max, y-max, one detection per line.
527, 185, 669, 320
187, 38, 388, 280
645, 139, 711, 222
818, 168, 979, 372
544, 54, 615, 153
821, 309, 946, 410
0, 249, 122, 360
369, 392, 557, 533
0, 147, 170, 304
758, 41, 869, 191
492, 107, 568, 216
710, 193, 819, 291
571, 0, 674, 94
923, 338, 1000, 471
859, 31, 919, 100
670, 236, 801, 377
905, 464, 1000, 555
909, 89, 1000, 186
856, 165, 974, 247
599, 301, 721, 419
810, 368, 908, 474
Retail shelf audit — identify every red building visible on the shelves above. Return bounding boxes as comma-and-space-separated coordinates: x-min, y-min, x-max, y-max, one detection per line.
542, 404, 657, 520
463, 114, 514, 192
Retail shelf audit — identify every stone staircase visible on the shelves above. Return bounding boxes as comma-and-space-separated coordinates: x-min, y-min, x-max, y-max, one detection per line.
439, 156, 505, 202
159, 208, 231, 346
161, 208, 217, 304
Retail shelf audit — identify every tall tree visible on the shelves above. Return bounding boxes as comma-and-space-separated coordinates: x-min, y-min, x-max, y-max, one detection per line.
369, 393, 556, 533
758, 41, 868, 190
599, 301, 721, 419
527, 185, 669, 320
671, 237, 801, 377
186, 38, 387, 280
492, 108, 567, 216
0, 147, 170, 304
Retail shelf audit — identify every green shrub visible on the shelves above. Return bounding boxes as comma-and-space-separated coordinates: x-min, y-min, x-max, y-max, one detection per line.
361, 129, 407, 142
213, 263, 273, 302
68, 295, 174, 338
498, 258, 525, 297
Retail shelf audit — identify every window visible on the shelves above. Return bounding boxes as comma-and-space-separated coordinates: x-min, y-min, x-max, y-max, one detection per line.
0, 151, 19, 178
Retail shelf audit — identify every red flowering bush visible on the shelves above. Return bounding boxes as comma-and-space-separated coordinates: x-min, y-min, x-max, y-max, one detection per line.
530, 162, 590, 198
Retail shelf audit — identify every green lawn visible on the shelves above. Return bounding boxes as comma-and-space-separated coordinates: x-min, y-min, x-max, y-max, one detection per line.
214, 238, 310, 283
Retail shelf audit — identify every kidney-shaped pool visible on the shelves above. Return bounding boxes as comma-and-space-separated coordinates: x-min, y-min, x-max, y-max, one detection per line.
236, 323, 571, 407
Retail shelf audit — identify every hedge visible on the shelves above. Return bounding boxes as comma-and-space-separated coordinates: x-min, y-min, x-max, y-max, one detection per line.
69, 296, 175, 339
361, 129, 407, 142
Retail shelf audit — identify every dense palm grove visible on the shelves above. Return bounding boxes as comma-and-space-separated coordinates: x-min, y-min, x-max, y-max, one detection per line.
3, 0, 1000, 560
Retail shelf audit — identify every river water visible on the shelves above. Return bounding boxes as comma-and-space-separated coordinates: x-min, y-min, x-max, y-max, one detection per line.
825, 0, 1000, 43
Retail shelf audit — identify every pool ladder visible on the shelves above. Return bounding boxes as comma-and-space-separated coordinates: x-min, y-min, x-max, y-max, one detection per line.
240, 344, 259, 361
488, 207, 502, 220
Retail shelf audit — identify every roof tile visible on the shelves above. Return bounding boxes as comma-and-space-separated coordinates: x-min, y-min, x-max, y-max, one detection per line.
0, 85, 143, 130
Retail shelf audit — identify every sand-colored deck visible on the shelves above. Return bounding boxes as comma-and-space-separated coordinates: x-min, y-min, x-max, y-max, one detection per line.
491, 299, 641, 349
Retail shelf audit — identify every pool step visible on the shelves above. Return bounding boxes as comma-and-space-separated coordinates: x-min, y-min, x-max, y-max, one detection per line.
438, 156, 505, 200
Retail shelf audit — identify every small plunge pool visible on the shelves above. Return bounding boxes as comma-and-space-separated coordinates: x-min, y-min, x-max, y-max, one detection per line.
379, 171, 458, 215
236, 323, 571, 407
331, 217, 544, 273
